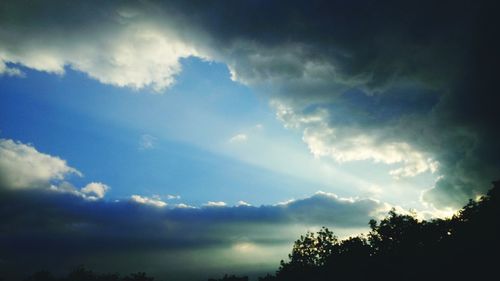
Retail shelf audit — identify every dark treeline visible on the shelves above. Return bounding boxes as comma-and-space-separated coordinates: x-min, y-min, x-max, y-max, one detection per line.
21, 181, 500, 281
21, 267, 154, 281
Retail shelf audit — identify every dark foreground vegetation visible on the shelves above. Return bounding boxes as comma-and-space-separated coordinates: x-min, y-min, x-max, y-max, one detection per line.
22, 182, 500, 281
264, 182, 500, 281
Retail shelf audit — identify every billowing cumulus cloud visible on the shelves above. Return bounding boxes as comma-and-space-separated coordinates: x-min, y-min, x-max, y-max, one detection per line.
0, 0, 204, 91
237, 200, 252, 207
175, 0, 498, 209
1, 0, 498, 210
81, 182, 110, 199
272, 101, 439, 179
0, 138, 81, 189
0, 138, 110, 201
177, 0, 498, 209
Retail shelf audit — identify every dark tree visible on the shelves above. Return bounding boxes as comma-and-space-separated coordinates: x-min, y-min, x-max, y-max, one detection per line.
270, 180, 500, 281
208, 274, 248, 281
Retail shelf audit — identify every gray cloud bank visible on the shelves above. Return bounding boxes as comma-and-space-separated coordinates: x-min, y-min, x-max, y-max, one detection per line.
0, 189, 387, 279
0, 0, 498, 207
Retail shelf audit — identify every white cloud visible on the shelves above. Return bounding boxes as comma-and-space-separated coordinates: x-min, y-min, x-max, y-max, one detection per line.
130, 195, 167, 207
313, 191, 355, 203
236, 200, 252, 207
275, 199, 296, 206
81, 182, 110, 199
174, 203, 196, 209
204, 201, 227, 207
272, 101, 438, 179
139, 134, 157, 150
303, 125, 438, 178
48, 181, 110, 201
0, 138, 111, 201
0, 7, 205, 91
0, 138, 81, 189
228, 134, 248, 143
167, 194, 181, 200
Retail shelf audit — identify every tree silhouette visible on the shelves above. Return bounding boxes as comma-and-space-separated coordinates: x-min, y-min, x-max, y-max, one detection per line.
208, 274, 248, 281
270, 180, 500, 281
24, 266, 155, 281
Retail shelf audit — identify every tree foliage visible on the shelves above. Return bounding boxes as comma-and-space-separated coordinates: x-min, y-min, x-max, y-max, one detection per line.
270, 181, 500, 281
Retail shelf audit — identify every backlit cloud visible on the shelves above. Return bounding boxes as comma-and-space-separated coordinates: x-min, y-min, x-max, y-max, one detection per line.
272, 101, 438, 179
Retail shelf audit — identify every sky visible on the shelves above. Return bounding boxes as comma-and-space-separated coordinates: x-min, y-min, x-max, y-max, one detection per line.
0, 1, 499, 280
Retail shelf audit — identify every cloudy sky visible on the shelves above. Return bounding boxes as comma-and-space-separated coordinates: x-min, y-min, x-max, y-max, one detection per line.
0, 0, 498, 280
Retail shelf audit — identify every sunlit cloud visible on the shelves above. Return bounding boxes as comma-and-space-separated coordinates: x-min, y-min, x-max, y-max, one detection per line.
81, 182, 110, 199
0, 138, 81, 189
49, 181, 110, 201
0, 3, 208, 91
237, 200, 252, 207
204, 201, 227, 207
130, 194, 167, 207
272, 101, 439, 179
175, 203, 196, 209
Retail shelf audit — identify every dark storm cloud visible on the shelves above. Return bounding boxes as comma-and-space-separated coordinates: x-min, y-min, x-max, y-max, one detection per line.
1, 0, 498, 208
163, 0, 474, 97
176, 0, 498, 208
0, 188, 385, 249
